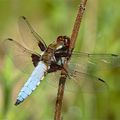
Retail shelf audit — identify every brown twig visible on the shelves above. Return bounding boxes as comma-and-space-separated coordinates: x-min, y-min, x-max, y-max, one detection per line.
54, 0, 88, 120
70, 0, 88, 51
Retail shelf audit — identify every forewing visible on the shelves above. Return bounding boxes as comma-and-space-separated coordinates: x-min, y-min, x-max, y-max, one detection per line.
4, 38, 40, 74
69, 52, 120, 72
18, 16, 47, 53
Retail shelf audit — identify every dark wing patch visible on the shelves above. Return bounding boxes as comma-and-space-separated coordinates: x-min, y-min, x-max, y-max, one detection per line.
31, 54, 40, 67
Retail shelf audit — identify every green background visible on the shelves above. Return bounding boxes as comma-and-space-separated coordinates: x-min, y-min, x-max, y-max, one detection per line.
0, 0, 120, 120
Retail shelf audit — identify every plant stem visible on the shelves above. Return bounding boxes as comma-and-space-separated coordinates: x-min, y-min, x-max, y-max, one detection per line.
54, 0, 88, 120
54, 75, 66, 120
70, 0, 88, 51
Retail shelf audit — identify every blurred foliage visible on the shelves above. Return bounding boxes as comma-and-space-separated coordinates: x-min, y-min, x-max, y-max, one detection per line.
0, 0, 120, 120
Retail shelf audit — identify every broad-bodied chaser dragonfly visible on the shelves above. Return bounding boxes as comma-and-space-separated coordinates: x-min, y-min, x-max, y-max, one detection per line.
4, 16, 120, 106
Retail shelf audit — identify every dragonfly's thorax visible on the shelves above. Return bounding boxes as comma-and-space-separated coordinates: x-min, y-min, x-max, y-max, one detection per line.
42, 43, 57, 65
42, 36, 71, 72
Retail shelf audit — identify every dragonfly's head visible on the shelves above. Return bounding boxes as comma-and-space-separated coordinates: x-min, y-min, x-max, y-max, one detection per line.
56, 36, 70, 49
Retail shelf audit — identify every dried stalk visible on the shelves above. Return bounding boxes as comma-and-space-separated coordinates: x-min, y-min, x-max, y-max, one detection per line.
54, 0, 88, 120
70, 0, 88, 51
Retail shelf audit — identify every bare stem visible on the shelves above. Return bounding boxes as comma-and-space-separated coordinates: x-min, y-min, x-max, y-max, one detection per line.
54, 76, 66, 120
54, 0, 88, 120
70, 0, 87, 51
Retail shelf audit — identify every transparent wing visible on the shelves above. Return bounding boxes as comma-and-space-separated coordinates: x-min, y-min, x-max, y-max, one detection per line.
46, 70, 107, 93
4, 38, 40, 74
18, 16, 47, 53
69, 52, 120, 72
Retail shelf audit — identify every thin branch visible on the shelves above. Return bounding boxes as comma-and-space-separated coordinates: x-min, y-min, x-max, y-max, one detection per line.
54, 75, 66, 120
54, 0, 88, 120
70, 0, 87, 51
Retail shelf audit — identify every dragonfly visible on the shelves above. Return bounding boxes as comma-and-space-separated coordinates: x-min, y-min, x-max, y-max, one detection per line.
4, 16, 120, 106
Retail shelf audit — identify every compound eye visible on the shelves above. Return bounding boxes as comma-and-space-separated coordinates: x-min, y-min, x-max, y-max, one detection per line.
57, 36, 63, 42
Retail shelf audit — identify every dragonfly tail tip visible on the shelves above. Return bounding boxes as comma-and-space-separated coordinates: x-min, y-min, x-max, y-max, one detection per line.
14, 99, 22, 106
